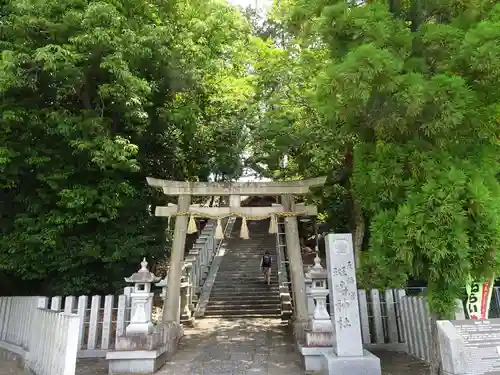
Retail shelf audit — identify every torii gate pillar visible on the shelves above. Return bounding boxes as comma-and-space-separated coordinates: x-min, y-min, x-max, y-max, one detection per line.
282, 194, 309, 338
164, 195, 190, 323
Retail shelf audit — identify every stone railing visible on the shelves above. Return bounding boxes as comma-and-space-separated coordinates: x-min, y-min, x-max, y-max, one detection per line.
181, 219, 219, 320
275, 217, 292, 319
0, 296, 80, 375
154, 219, 225, 323
193, 216, 236, 318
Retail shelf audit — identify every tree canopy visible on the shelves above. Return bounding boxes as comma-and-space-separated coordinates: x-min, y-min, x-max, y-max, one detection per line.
1, 0, 499, 333
0, 0, 252, 295
248, 0, 500, 318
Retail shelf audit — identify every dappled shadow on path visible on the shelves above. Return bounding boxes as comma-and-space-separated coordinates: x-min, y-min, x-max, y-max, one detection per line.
75, 319, 430, 375
156, 318, 304, 375
75, 318, 303, 375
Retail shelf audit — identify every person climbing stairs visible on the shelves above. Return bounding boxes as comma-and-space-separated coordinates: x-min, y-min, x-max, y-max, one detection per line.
203, 218, 281, 318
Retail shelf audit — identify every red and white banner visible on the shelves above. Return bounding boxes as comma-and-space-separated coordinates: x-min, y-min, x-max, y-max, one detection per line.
466, 278, 494, 320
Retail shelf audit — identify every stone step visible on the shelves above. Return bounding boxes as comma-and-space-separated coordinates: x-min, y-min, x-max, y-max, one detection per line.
216, 272, 278, 282
218, 263, 277, 266
224, 250, 275, 253
211, 288, 278, 292
210, 286, 279, 292
219, 259, 274, 263
201, 313, 282, 318
206, 302, 280, 309
203, 307, 281, 316
204, 218, 282, 318
218, 265, 276, 268
211, 287, 278, 292
220, 257, 274, 260
222, 250, 274, 252
216, 274, 277, 277
216, 270, 278, 281
222, 251, 277, 253
217, 269, 277, 272
219, 260, 277, 263
211, 283, 278, 288
210, 288, 279, 295
223, 250, 276, 253
218, 263, 278, 266
215, 272, 278, 276
208, 301, 280, 307
214, 279, 278, 283
220, 258, 274, 261
212, 279, 278, 292
208, 295, 280, 302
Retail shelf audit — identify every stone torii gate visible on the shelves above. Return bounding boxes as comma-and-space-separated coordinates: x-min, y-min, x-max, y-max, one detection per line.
146, 177, 326, 333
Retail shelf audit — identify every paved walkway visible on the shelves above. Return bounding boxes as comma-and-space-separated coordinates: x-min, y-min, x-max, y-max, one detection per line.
157, 318, 304, 375
1, 318, 430, 375
0, 361, 24, 375
76, 318, 429, 375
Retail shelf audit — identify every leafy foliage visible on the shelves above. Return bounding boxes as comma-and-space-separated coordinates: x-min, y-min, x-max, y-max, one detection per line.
252, 0, 500, 317
0, 0, 252, 295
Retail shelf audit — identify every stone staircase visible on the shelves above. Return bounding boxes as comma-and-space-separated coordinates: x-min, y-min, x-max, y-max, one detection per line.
204, 218, 281, 318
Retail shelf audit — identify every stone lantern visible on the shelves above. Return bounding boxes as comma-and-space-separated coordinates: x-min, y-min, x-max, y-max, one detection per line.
156, 264, 193, 325
299, 255, 335, 372
156, 277, 167, 301
124, 258, 161, 335
307, 255, 332, 338
304, 265, 315, 319
179, 271, 193, 325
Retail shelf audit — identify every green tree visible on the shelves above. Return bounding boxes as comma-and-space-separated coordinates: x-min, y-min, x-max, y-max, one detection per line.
259, 0, 500, 373
0, 0, 251, 295
243, 3, 356, 243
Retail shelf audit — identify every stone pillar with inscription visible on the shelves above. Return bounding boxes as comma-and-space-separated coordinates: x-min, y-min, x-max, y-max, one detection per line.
321, 233, 381, 375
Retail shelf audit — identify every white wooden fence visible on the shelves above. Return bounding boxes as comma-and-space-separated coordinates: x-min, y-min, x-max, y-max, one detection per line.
0, 296, 80, 375
324, 289, 408, 349
47, 294, 131, 358
400, 296, 465, 362
357, 288, 407, 350
22, 287, 410, 359
1, 290, 467, 368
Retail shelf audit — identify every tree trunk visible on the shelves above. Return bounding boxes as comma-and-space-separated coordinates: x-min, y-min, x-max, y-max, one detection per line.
342, 144, 365, 268
351, 193, 365, 269
430, 313, 444, 375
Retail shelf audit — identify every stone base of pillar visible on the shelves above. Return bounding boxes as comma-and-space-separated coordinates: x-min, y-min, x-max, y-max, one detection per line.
297, 344, 333, 373
106, 322, 183, 374
180, 304, 194, 327
180, 315, 195, 327
292, 320, 309, 343
320, 350, 381, 375
279, 286, 293, 321
299, 324, 335, 372
305, 329, 334, 347
125, 321, 154, 336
